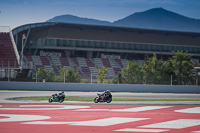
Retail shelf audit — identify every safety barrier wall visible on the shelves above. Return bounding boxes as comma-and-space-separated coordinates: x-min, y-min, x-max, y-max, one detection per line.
0, 82, 200, 93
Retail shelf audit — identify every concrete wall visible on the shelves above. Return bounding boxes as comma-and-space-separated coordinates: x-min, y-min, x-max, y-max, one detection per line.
0, 82, 200, 93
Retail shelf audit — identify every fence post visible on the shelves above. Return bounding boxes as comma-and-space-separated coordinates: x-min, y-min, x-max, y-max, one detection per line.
171, 75, 172, 85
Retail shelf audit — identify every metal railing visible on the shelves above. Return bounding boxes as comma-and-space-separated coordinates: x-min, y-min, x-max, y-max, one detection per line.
0, 26, 10, 32
9, 31, 20, 66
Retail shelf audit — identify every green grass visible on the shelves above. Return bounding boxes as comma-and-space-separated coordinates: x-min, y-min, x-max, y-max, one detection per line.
22, 96, 200, 102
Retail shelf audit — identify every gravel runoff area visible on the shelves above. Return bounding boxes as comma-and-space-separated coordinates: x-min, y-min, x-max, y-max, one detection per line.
0, 91, 200, 105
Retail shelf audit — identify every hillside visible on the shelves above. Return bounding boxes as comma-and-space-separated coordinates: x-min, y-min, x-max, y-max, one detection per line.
47, 8, 200, 33
47, 14, 111, 26
113, 8, 200, 32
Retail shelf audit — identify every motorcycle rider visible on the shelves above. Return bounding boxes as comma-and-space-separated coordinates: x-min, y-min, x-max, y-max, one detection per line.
53, 91, 64, 99
58, 91, 64, 95
102, 90, 111, 100
94, 90, 112, 103
49, 91, 65, 103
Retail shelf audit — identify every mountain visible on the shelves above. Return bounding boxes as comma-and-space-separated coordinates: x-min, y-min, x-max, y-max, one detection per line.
47, 8, 200, 33
113, 8, 200, 32
47, 14, 111, 26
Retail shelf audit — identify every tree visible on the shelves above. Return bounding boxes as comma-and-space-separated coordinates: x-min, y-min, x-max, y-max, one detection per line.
121, 61, 143, 84
95, 67, 108, 84
113, 61, 143, 84
56, 67, 81, 83
167, 51, 193, 85
142, 53, 166, 84
37, 67, 55, 82
46, 68, 56, 82
112, 72, 122, 84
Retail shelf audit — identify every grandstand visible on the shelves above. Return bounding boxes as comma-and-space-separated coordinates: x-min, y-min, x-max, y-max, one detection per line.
1, 22, 200, 81
0, 26, 20, 79
24, 55, 125, 78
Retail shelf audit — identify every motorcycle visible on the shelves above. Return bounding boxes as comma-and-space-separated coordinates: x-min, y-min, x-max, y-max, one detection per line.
94, 93, 112, 103
48, 92, 65, 103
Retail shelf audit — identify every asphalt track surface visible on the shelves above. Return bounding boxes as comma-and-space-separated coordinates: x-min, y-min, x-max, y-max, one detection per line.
0, 104, 200, 133
0, 91, 200, 104
0, 91, 200, 133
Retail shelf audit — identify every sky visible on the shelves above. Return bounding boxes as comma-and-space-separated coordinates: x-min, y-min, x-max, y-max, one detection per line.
0, 0, 200, 30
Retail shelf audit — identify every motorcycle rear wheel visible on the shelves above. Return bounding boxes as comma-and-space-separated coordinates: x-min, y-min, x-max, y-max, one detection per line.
94, 97, 99, 103
48, 98, 52, 103
59, 97, 64, 103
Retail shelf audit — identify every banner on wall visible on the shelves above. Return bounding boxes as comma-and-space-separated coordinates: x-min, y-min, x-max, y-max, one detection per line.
40, 51, 62, 57
101, 53, 121, 59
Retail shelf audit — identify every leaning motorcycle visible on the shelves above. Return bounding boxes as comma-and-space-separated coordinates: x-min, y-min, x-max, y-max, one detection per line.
94, 93, 112, 103
48, 93, 65, 103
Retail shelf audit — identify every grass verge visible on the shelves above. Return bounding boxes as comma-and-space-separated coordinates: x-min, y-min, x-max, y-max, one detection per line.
22, 96, 200, 102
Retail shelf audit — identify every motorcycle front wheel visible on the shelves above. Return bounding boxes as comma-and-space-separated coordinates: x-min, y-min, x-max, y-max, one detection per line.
106, 98, 112, 103
59, 97, 64, 103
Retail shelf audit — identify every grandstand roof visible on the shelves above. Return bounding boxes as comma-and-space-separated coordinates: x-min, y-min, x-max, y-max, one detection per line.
12, 22, 200, 37
12, 22, 200, 57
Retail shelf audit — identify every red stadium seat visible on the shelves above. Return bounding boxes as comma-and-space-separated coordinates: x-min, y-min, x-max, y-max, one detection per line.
0, 32, 19, 68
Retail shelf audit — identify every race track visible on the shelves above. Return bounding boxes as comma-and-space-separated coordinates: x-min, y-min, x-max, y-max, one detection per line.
0, 91, 200, 132
0, 104, 200, 133
0, 91, 200, 104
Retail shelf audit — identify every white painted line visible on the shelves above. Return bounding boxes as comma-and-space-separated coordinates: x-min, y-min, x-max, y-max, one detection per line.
111, 106, 172, 112
140, 119, 200, 129
76, 106, 172, 112
76, 109, 110, 111
175, 107, 200, 114
70, 117, 149, 126
22, 121, 74, 125
0, 114, 50, 122
0, 105, 90, 110
23, 117, 149, 126
20, 105, 90, 109
192, 131, 200, 133
115, 128, 168, 132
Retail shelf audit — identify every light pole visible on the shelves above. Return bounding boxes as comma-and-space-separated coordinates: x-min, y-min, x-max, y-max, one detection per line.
36, 71, 37, 83
91, 73, 93, 84
21, 34, 26, 70
1, 60, 2, 78
196, 74, 198, 86
8, 61, 9, 82
21, 37, 23, 69
64, 72, 65, 83
171, 74, 173, 85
